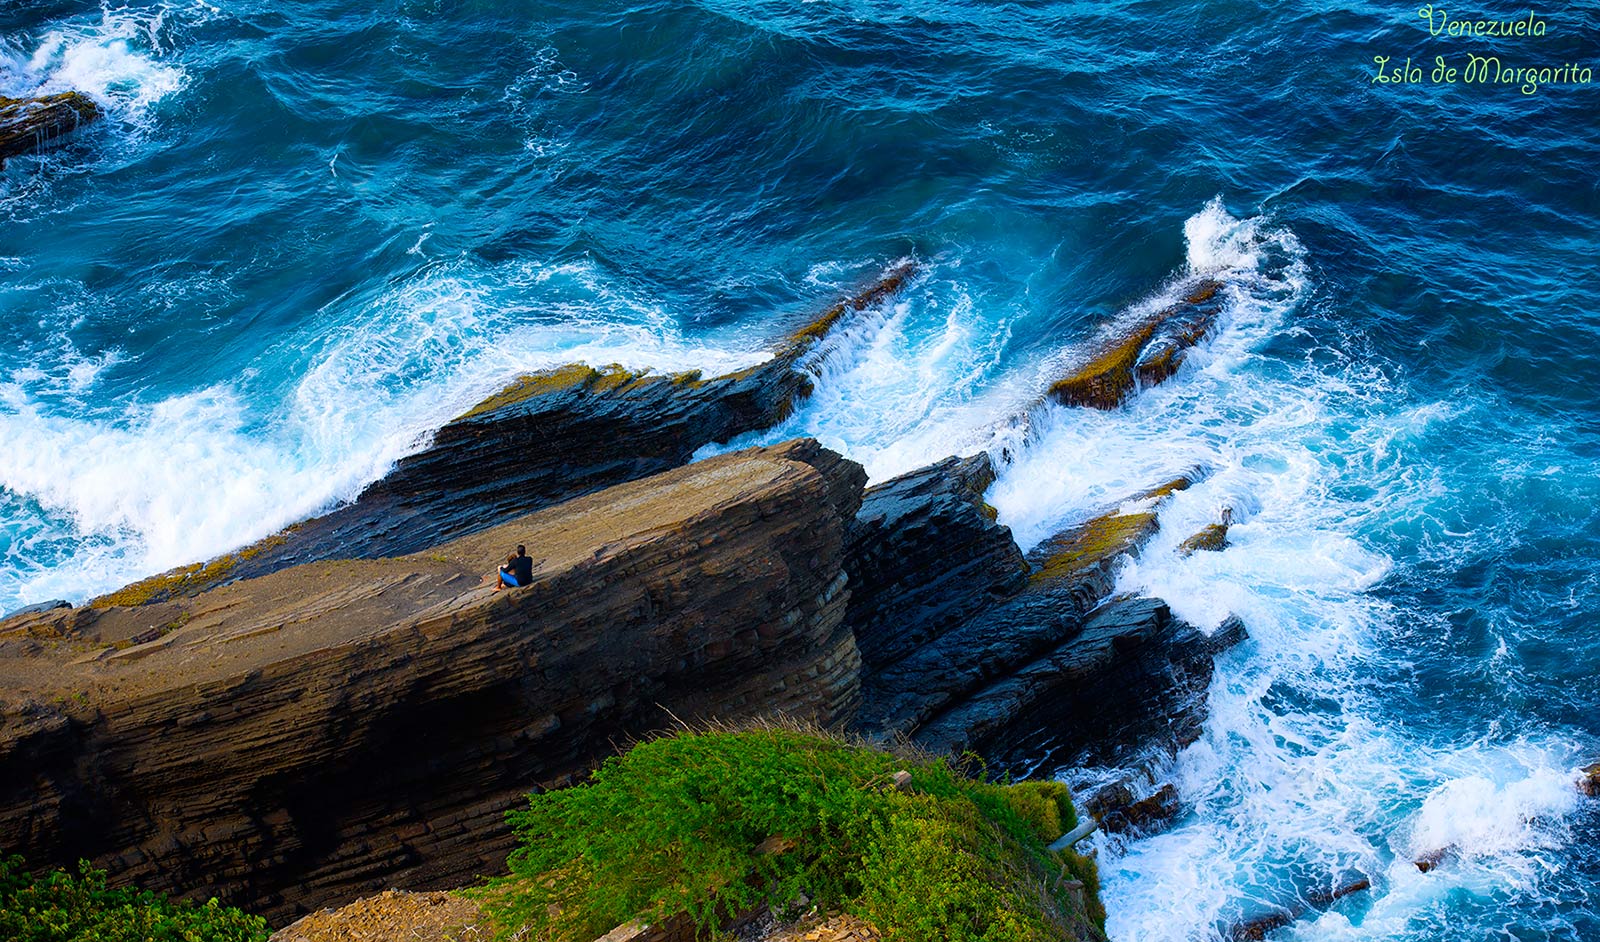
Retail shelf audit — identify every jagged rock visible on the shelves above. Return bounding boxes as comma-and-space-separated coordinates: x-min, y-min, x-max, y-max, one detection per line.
1047, 279, 1225, 410
854, 476, 1202, 749
91, 264, 917, 609
0, 91, 99, 165
1177, 507, 1232, 557
843, 453, 1025, 670
1579, 762, 1600, 797
0, 439, 866, 924
1177, 523, 1229, 556
1100, 782, 1179, 836
1227, 876, 1373, 941
2, 598, 70, 619
1024, 476, 1190, 607
914, 598, 1247, 761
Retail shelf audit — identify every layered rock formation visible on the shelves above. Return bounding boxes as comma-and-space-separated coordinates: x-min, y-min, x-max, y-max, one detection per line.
842, 453, 1025, 671
93, 262, 917, 608
1047, 278, 1225, 410
0, 92, 99, 165
851, 469, 1246, 766
0, 255, 1254, 929
0, 440, 865, 923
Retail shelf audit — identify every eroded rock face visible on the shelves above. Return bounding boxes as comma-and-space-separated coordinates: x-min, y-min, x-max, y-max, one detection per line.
0, 92, 99, 165
0, 440, 865, 924
852, 472, 1249, 764
94, 263, 917, 608
1047, 279, 1226, 411
843, 453, 1025, 671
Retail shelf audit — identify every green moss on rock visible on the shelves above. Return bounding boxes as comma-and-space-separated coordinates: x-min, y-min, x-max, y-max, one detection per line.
1028, 477, 1191, 586
1176, 523, 1229, 557
89, 532, 290, 609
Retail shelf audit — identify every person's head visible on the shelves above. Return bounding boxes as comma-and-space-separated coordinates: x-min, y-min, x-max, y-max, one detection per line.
506, 554, 518, 566
516, 544, 526, 556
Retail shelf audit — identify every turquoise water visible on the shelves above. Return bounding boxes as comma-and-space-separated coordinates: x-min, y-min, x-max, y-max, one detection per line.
3, 2, 1598, 938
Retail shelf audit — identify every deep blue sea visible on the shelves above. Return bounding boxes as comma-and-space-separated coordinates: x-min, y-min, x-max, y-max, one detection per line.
3, 1, 1598, 938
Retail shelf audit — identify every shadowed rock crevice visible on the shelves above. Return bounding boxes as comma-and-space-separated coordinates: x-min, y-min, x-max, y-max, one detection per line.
851, 466, 1245, 764
843, 453, 1025, 671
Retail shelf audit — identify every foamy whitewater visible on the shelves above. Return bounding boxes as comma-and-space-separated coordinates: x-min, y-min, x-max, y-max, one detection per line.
3, 1, 1597, 938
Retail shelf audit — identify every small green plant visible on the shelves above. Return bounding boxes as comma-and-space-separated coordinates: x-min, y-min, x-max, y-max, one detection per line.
481, 725, 1103, 941
0, 855, 269, 942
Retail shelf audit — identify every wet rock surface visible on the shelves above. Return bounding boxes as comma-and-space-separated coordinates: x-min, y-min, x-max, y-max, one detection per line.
0, 91, 99, 165
853, 468, 1246, 765
1047, 279, 1226, 411
0, 440, 866, 923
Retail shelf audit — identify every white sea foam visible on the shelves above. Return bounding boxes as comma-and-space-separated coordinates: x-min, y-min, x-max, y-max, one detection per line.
701, 261, 1037, 481
0, 255, 765, 609
992, 203, 1590, 942
0, 4, 195, 125
708, 200, 1591, 941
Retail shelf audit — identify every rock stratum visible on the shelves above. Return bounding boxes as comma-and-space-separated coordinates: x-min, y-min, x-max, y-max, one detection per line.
1, 440, 865, 923
0, 263, 1249, 929
0, 92, 100, 165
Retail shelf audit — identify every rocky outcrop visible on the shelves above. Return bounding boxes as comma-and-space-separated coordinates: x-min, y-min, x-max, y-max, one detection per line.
853, 472, 1247, 763
0, 439, 866, 924
915, 599, 1246, 763
93, 263, 917, 608
0, 92, 99, 165
1047, 279, 1225, 410
1579, 762, 1600, 797
1099, 783, 1179, 836
843, 453, 1025, 671
1177, 507, 1232, 557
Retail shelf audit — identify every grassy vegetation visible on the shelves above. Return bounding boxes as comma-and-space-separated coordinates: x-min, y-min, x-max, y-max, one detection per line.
0, 855, 268, 942
481, 726, 1105, 941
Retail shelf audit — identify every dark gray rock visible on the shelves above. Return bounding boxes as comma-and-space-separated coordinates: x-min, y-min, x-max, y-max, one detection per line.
4, 599, 70, 619
844, 453, 1025, 671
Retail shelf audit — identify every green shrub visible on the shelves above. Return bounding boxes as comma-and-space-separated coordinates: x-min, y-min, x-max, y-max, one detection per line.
0, 855, 269, 942
482, 726, 1103, 941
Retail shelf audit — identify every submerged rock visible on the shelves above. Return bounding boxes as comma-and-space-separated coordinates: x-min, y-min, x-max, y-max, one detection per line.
91, 263, 917, 608
1226, 876, 1373, 941
0, 439, 866, 923
1047, 279, 1226, 410
0, 92, 99, 165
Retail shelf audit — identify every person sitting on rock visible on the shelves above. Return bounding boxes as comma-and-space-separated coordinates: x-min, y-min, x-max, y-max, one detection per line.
495, 545, 536, 591
511, 544, 534, 586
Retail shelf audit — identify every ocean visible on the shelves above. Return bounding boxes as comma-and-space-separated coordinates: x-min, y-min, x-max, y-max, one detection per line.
2, 1, 1598, 938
